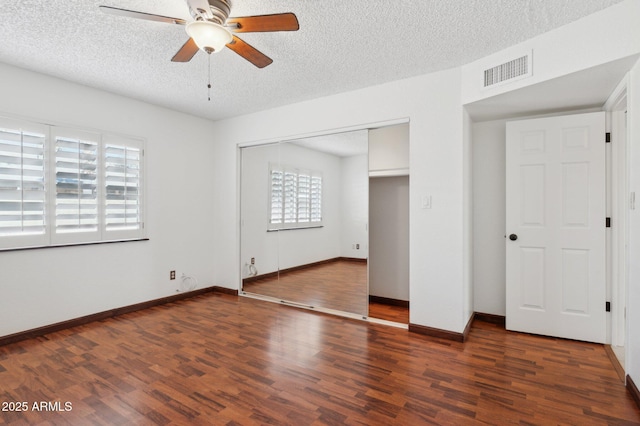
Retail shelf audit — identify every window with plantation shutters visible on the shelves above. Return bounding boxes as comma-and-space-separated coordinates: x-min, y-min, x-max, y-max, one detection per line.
54, 134, 99, 235
104, 142, 142, 232
0, 120, 47, 247
0, 115, 146, 250
269, 164, 322, 230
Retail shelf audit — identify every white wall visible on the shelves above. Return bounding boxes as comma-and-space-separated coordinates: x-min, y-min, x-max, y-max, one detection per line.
0, 63, 217, 337
627, 58, 640, 388
369, 176, 410, 301
210, 67, 470, 333
463, 109, 474, 324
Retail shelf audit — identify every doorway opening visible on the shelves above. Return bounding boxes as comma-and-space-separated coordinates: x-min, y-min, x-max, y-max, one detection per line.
369, 175, 410, 324
366, 123, 410, 324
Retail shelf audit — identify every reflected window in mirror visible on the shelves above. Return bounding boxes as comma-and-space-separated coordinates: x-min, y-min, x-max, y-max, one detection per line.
268, 163, 323, 230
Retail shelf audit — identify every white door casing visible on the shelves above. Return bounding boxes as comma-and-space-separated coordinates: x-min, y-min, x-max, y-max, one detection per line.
506, 112, 606, 343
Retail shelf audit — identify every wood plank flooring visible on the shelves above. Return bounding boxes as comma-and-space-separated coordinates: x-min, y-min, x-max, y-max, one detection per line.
368, 301, 409, 324
1, 293, 639, 425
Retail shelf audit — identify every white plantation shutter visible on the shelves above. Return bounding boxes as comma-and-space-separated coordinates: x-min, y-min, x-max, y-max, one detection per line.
104, 143, 142, 231
0, 115, 146, 250
268, 164, 322, 229
310, 175, 322, 222
0, 121, 46, 244
283, 170, 297, 223
54, 133, 99, 235
269, 169, 283, 224
297, 174, 310, 222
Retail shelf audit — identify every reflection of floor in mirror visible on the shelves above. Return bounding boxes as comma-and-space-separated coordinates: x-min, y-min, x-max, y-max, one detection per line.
243, 259, 368, 314
242, 258, 409, 323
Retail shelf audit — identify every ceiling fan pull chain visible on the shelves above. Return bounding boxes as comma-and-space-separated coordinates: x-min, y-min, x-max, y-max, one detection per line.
207, 53, 212, 101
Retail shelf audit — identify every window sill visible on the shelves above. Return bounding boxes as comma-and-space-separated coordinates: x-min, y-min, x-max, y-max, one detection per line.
0, 238, 149, 253
267, 225, 323, 232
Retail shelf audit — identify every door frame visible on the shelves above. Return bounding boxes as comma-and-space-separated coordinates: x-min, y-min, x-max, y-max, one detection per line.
604, 75, 630, 362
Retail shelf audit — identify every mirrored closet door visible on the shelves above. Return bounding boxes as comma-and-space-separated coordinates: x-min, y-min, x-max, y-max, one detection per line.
240, 130, 369, 317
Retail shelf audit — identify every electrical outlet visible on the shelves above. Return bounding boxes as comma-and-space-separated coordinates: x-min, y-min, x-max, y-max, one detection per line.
356, 244, 360, 249
251, 257, 255, 265
170, 270, 176, 280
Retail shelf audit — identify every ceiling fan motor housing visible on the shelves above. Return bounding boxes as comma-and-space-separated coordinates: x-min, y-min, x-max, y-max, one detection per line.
189, 0, 231, 25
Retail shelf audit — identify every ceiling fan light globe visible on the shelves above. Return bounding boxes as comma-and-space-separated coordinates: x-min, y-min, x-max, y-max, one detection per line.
186, 21, 232, 53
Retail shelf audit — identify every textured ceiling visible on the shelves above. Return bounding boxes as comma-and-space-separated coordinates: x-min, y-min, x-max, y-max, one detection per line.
0, 0, 625, 122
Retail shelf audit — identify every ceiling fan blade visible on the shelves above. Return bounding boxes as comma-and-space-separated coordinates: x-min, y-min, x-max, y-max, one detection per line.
99, 5, 187, 25
171, 38, 200, 62
226, 13, 299, 33
226, 36, 273, 68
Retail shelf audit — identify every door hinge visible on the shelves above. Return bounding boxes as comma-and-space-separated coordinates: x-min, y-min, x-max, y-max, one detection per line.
606, 217, 611, 228
606, 301, 611, 312
605, 132, 611, 143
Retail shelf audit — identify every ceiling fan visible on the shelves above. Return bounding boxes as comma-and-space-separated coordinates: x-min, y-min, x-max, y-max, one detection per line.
100, 0, 299, 68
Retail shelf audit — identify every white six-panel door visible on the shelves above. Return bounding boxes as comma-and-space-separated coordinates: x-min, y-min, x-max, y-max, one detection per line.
505, 112, 606, 343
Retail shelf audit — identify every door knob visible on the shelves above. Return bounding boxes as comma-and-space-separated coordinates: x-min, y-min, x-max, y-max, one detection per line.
509, 234, 518, 241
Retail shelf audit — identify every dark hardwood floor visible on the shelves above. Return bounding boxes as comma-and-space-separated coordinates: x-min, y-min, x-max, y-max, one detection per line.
1, 293, 639, 425
368, 301, 409, 324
